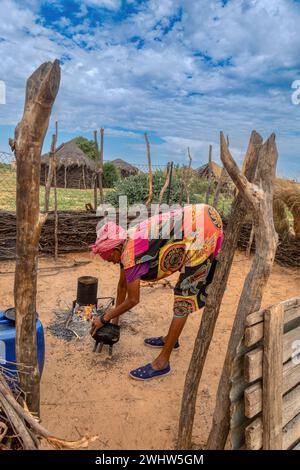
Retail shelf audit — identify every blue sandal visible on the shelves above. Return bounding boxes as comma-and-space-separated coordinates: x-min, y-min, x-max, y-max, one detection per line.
144, 336, 180, 350
129, 363, 171, 381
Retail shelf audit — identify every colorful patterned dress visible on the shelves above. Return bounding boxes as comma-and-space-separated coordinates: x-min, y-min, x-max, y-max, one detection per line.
121, 204, 223, 318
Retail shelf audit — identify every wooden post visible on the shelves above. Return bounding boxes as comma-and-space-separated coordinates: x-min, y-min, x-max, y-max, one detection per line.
9, 60, 60, 414
205, 145, 213, 204
145, 132, 153, 208
206, 132, 278, 449
82, 166, 86, 189
99, 127, 104, 204
167, 161, 174, 205
44, 136, 56, 212
263, 304, 284, 449
184, 148, 193, 204
177, 131, 263, 449
158, 162, 171, 207
53, 124, 58, 261
93, 130, 99, 210
213, 165, 228, 208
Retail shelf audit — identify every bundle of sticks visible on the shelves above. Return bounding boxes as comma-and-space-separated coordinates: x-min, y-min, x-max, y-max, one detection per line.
0, 367, 97, 450
234, 222, 300, 268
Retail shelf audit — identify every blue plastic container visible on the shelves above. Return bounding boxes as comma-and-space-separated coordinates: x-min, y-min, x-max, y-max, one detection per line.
0, 310, 45, 377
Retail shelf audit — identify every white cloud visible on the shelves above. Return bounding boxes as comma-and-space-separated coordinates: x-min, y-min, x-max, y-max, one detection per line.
0, 0, 299, 177
81, 0, 121, 10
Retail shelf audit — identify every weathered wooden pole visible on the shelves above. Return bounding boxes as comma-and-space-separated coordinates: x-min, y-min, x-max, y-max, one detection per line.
145, 132, 153, 208
44, 135, 56, 212
207, 133, 278, 449
53, 122, 59, 261
167, 161, 174, 205
99, 127, 104, 204
9, 61, 60, 414
93, 130, 99, 210
158, 162, 171, 207
177, 131, 263, 449
205, 145, 213, 204
179, 149, 192, 205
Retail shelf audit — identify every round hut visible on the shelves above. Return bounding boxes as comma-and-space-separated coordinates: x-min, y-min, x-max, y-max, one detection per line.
111, 159, 139, 178
40, 139, 96, 189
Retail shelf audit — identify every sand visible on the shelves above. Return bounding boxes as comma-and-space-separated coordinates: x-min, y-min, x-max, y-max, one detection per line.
0, 251, 299, 449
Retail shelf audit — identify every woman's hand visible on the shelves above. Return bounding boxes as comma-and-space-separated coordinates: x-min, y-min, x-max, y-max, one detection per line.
90, 316, 104, 336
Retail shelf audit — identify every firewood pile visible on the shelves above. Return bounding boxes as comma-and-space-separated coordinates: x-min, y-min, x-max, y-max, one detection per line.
0, 211, 299, 267
0, 366, 97, 450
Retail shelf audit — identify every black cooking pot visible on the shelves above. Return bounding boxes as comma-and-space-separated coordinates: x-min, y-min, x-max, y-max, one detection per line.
92, 323, 120, 346
76, 276, 98, 306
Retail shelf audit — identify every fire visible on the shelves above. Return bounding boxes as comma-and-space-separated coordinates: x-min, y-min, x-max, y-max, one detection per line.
74, 304, 96, 321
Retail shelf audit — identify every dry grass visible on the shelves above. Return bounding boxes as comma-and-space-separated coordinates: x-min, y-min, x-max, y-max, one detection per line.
0, 167, 111, 211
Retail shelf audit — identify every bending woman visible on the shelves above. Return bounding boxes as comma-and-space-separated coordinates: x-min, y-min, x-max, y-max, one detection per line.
91, 204, 223, 381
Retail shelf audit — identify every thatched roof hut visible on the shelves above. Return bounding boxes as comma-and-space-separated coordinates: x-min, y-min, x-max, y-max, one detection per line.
197, 161, 233, 191
40, 139, 96, 189
197, 161, 223, 180
112, 159, 139, 178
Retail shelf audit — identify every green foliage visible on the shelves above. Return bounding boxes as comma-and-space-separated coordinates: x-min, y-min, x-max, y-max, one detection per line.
103, 162, 120, 188
104, 170, 210, 207
75, 136, 96, 160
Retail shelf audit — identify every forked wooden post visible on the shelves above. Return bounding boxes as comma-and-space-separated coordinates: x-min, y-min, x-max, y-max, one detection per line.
263, 304, 284, 449
206, 133, 278, 449
177, 131, 263, 449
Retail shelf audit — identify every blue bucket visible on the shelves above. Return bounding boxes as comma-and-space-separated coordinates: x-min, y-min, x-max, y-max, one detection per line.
0, 308, 45, 379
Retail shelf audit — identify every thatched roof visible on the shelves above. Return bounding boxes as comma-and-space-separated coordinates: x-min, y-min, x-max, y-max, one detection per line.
42, 139, 96, 170
112, 159, 139, 177
197, 161, 223, 179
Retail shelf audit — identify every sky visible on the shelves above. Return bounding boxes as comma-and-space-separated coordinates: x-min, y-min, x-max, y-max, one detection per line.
0, 0, 300, 178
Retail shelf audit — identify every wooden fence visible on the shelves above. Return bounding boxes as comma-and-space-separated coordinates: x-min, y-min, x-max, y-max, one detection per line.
229, 296, 300, 450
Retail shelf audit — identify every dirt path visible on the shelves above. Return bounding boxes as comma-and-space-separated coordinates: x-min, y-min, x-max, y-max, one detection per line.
0, 251, 299, 449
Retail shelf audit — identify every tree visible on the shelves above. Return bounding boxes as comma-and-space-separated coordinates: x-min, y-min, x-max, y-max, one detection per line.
75, 136, 95, 160
103, 161, 120, 188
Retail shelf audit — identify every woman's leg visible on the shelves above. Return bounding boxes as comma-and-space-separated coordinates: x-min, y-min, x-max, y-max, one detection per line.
152, 315, 188, 369
151, 257, 217, 370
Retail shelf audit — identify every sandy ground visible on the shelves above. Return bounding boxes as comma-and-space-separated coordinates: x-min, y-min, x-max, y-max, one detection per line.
0, 251, 299, 450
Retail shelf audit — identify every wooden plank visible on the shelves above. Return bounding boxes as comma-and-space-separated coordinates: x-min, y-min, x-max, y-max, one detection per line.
244, 322, 264, 347
245, 298, 300, 347
263, 304, 284, 449
245, 359, 300, 418
244, 347, 263, 383
245, 390, 300, 450
245, 418, 262, 450
245, 326, 300, 383
283, 385, 300, 427
283, 413, 300, 449
245, 382, 262, 419
246, 297, 300, 327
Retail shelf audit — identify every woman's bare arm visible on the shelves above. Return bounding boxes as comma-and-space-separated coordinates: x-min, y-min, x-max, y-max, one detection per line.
90, 275, 140, 335
116, 268, 127, 306
104, 278, 140, 321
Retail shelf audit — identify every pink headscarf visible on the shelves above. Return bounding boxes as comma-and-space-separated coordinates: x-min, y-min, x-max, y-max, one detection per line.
91, 222, 127, 260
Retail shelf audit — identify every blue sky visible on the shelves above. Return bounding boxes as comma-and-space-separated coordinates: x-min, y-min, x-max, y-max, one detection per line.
0, 0, 300, 178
